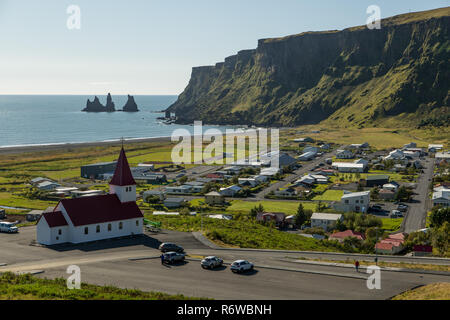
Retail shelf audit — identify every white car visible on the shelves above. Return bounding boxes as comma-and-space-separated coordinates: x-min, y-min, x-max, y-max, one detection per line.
201, 256, 223, 269
0, 222, 18, 233
230, 260, 254, 273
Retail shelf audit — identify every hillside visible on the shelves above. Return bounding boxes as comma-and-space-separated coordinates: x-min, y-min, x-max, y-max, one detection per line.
167, 7, 450, 128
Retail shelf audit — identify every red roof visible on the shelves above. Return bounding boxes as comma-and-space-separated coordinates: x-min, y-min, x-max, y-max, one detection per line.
375, 242, 395, 250
42, 211, 68, 228
60, 194, 143, 227
329, 230, 365, 241
388, 233, 406, 241
109, 148, 136, 186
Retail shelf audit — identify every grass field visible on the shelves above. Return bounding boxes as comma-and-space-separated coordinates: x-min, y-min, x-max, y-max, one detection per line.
392, 283, 450, 300
0, 273, 201, 300
381, 218, 403, 232
227, 200, 316, 215
144, 214, 344, 252
312, 190, 344, 201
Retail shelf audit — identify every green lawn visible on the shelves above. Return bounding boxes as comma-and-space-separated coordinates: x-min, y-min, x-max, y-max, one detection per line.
313, 190, 344, 201
0, 273, 202, 300
381, 218, 403, 232
227, 200, 316, 215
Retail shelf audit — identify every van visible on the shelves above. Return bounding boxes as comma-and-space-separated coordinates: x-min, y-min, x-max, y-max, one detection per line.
0, 222, 18, 233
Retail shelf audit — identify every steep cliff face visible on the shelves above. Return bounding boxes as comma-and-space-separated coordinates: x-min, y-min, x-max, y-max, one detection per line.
168, 7, 450, 128
122, 95, 139, 112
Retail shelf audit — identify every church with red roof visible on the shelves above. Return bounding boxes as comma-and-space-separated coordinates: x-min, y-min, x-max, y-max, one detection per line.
36, 148, 144, 245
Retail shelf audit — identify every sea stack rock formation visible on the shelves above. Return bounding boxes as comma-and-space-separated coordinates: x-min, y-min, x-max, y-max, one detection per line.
83, 96, 107, 112
105, 93, 116, 112
122, 95, 139, 112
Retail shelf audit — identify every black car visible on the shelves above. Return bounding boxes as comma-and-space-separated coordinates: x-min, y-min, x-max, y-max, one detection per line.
159, 242, 184, 253
163, 252, 186, 264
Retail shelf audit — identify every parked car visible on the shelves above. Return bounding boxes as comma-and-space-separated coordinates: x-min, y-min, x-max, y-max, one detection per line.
163, 252, 186, 264
159, 242, 184, 253
230, 260, 254, 273
0, 222, 18, 234
369, 205, 383, 213
391, 210, 403, 218
201, 256, 223, 269
397, 204, 408, 212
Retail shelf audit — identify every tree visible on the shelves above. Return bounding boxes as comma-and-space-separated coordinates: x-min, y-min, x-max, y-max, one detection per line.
179, 207, 190, 216
395, 186, 412, 202
429, 207, 450, 228
294, 204, 308, 227
432, 222, 450, 256
250, 204, 264, 218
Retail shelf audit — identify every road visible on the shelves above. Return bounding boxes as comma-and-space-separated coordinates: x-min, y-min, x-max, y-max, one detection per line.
1, 227, 449, 300
254, 147, 341, 199
402, 157, 435, 233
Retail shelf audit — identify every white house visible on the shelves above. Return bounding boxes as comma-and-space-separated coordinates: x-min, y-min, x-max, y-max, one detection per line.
37, 181, 61, 191
333, 191, 370, 213
332, 162, 366, 173
384, 149, 405, 160
432, 189, 450, 207
311, 213, 343, 231
36, 148, 143, 246
336, 149, 354, 159
428, 144, 443, 152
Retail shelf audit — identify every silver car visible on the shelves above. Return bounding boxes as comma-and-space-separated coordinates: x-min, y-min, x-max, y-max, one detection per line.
230, 260, 254, 273
163, 252, 186, 264
201, 256, 223, 269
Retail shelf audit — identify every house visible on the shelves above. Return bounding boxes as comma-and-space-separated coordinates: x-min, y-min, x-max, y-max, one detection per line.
384, 149, 404, 160
81, 161, 117, 179
36, 148, 143, 246
310, 174, 329, 184
332, 162, 366, 173
164, 198, 186, 208
143, 190, 166, 201
378, 188, 396, 200
329, 230, 365, 242
314, 169, 335, 176
295, 175, 316, 186
205, 191, 225, 205
254, 175, 269, 183
428, 144, 443, 152
165, 185, 193, 194
336, 149, 354, 159
303, 146, 319, 154
403, 142, 417, 149
278, 153, 298, 169
31, 177, 51, 185
298, 151, 316, 161
294, 137, 314, 143
383, 181, 399, 191
260, 167, 280, 177
435, 152, 450, 160
432, 189, 450, 207
223, 166, 242, 175
333, 191, 370, 213
310, 213, 343, 231
365, 175, 390, 187
238, 178, 259, 187
274, 188, 297, 197
256, 212, 286, 226
37, 181, 61, 191
348, 143, 369, 150
26, 210, 43, 222
132, 170, 167, 184
403, 150, 420, 159
375, 233, 406, 255
219, 185, 242, 197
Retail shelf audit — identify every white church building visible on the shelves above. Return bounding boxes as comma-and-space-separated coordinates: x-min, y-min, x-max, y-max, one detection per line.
37, 148, 144, 245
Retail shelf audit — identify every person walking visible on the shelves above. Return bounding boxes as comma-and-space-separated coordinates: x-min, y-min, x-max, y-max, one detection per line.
161, 253, 165, 265
355, 260, 360, 272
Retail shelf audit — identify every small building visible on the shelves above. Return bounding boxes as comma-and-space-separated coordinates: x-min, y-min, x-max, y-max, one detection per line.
332, 162, 366, 173
375, 233, 406, 255
274, 188, 297, 197
329, 230, 365, 242
219, 185, 242, 197
260, 167, 280, 177
432, 189, 450, 207
336, 149, 354, 159
165, 185, 193, 194
384, 149, 405, 160
403, 142, 417, 149
298, 151, 316, 161
378, 188, 396, 200
435, 152, 450, 160
205, 191, 225, 206
334, 191, 370, 213
413, 245, 433, 257
81, 161, 117, 180
37, 181, 61, 191
294, 137, 314, 143
256, 212, 286, 226
311, 213, 343, 231
143, 190, 166, 202
428, 144, 443, 153
278, 153, 298, 169
31, 177, 50, 185
238, 178, 259, 187
303, 146, 319, 154
26, 210, 43, 222
164, 198, 186, 208
365, 175, 390, 187
383, 181, 399, 191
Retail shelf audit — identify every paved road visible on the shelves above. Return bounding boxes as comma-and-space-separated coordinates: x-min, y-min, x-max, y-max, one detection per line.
402, 158, 435, 233
1, 227, 449, 300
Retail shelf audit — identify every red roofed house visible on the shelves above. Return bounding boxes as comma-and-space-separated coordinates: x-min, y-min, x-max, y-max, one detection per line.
37, 148, 144, 245
375, 233, 406, 255
329, 230, 365, 242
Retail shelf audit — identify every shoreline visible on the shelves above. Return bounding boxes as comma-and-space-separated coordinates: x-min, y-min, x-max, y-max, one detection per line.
0, 136, 173, 155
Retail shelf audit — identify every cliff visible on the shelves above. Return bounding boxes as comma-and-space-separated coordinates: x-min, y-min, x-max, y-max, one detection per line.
167, 7, 450, 128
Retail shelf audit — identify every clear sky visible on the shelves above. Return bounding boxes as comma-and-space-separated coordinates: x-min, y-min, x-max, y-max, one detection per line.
0, 0, 448, 95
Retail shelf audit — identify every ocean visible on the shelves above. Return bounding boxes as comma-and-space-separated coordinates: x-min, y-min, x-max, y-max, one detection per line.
0, 95, 227, 148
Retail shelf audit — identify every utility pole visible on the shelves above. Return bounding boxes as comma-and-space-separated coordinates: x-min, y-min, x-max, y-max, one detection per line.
375, 227, 379, 266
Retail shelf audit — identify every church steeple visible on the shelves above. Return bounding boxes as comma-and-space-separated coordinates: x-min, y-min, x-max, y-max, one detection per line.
109, 147, 136, 203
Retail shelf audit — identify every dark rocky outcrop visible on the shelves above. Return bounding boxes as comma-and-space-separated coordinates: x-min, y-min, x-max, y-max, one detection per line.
83, 96, 108, 112
105, 93, 116, 112
167, 7, 450, 128
122, 95, 139, 112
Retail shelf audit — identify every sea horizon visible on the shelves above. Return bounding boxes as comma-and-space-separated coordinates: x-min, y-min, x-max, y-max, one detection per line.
0, 95, 232, 148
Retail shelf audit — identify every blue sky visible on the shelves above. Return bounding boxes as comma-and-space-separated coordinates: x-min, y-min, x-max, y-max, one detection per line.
0, 0, 448, 95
